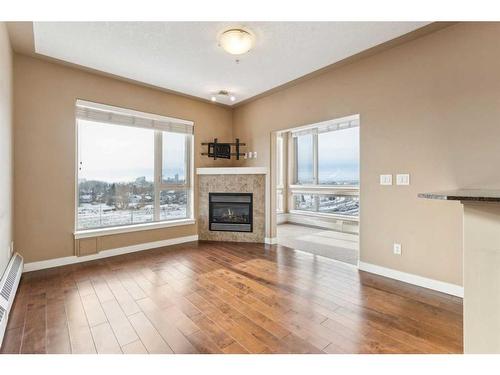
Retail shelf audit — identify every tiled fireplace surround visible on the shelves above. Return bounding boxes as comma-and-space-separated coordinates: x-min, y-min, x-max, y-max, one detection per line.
197, 168, 268, 243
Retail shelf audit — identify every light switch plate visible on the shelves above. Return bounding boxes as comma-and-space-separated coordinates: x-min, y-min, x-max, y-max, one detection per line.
396, 174, 410, 185
393, 243, 402, 255
380, 174, 393, 185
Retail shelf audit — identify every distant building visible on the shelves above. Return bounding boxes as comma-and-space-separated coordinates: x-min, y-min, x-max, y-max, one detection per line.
135, 176, 148, 187
80, 194, 93, 203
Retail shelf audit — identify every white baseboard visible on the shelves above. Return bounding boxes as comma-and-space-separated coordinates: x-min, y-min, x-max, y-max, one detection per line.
264, 237, 278, 245
276, 213, 289, 225
23, 235, 199, 273
358, 261, 464, 298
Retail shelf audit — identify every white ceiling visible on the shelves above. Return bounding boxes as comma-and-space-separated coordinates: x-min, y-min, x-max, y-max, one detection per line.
33, 22, 429, 105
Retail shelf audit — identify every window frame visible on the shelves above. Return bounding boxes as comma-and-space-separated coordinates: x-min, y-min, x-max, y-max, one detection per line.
287, 115, 360, 221
289, 186, 360, 221
155, 131, 194, 223
74, 101, 194, 234
276, 134, 285, 214
293, 130, 317, 185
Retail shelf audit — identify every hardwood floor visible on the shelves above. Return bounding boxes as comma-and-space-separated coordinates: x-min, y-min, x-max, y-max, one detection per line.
0, 241, 463, 354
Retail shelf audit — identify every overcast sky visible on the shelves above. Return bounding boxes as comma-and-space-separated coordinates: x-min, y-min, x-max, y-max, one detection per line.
78, 120, 185, 183
297, 127, 359, 183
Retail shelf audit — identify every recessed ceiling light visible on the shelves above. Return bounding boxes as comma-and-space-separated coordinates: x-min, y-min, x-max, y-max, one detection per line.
229, 95, 236, 102
211, 96, 217, 102
219, 28, 254, 55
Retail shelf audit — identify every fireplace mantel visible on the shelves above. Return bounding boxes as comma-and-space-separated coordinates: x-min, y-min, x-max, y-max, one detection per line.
196, 167, 268, 175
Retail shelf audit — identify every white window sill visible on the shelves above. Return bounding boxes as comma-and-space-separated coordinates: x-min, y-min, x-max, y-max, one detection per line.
74, 218, 196, 239
288, 210, 360, 222
289, 185, 360, 195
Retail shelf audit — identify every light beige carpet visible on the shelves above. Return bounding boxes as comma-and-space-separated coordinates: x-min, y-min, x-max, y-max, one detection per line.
277, 223, 359, 265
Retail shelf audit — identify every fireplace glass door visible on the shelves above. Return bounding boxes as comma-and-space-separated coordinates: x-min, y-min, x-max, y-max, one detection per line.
209, 193, 253, 232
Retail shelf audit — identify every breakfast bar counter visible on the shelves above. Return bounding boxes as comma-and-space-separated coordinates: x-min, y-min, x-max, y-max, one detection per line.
419, 189, 500, 353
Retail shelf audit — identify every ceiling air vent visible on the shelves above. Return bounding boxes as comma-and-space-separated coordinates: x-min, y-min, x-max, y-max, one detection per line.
0, 253, 24, 348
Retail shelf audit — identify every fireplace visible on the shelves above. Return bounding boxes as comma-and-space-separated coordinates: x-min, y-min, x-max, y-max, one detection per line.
209, 193, 253, 232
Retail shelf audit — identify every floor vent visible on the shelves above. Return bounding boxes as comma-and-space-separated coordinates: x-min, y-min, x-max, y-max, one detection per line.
0, 253, 24, 348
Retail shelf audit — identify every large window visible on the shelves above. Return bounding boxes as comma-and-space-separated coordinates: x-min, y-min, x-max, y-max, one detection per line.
318, 126, 359, 185
295, 133, 314, 184
76, 100, 193, 231
290, 116, 359, 219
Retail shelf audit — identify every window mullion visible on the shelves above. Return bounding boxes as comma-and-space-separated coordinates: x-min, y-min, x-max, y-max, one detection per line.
292, 136, 298, 185
154, 131, 162, 221
314, 195, 319, 212
313, 131, 318, 185
288, 134, 295, 211
185, 134, 191, 187
187, 135, 193, 219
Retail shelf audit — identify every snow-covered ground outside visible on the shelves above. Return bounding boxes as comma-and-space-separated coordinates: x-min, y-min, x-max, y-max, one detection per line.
78, 203, 187, 229
294, 195, 359, 216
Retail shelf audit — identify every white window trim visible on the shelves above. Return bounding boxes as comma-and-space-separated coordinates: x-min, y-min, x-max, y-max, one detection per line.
288, 209, 360, 222
75, 100, 195, 235
276, 134, 286, 214
276, 188, 285, 214
289, 185, 359, 194
289, 114, 359, 135
76, 99, 194, 130
286, 114, 360, 220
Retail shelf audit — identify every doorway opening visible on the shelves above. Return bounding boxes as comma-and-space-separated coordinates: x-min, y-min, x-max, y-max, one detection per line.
272, 114, 360, 265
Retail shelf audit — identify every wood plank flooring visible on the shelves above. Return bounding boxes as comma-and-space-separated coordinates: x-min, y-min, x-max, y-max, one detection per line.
0, 241, 463, 354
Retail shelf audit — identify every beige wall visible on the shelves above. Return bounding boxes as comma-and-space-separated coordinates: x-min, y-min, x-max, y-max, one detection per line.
0, 23, 13, 275
14, 54, 233, 263
233, 22, 500, 286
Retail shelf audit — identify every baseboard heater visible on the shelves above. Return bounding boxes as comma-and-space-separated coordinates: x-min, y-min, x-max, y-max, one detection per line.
0, 253, 24, 348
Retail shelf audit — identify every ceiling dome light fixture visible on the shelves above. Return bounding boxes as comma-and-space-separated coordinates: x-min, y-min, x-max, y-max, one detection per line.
218, 28, 254, 55
211, 90, 236, 103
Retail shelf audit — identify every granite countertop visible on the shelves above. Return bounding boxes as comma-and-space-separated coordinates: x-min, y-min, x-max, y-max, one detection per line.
418, 189, 500, 202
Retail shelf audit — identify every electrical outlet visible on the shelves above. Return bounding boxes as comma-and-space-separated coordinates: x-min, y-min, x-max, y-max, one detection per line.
393, 243, 402, 255
380, 174, 392, 185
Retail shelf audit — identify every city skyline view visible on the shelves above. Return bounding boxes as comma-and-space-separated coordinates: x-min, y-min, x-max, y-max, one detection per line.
78, 119, 186, 183
296, 126, 359, 184
77, 120, 189, 229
